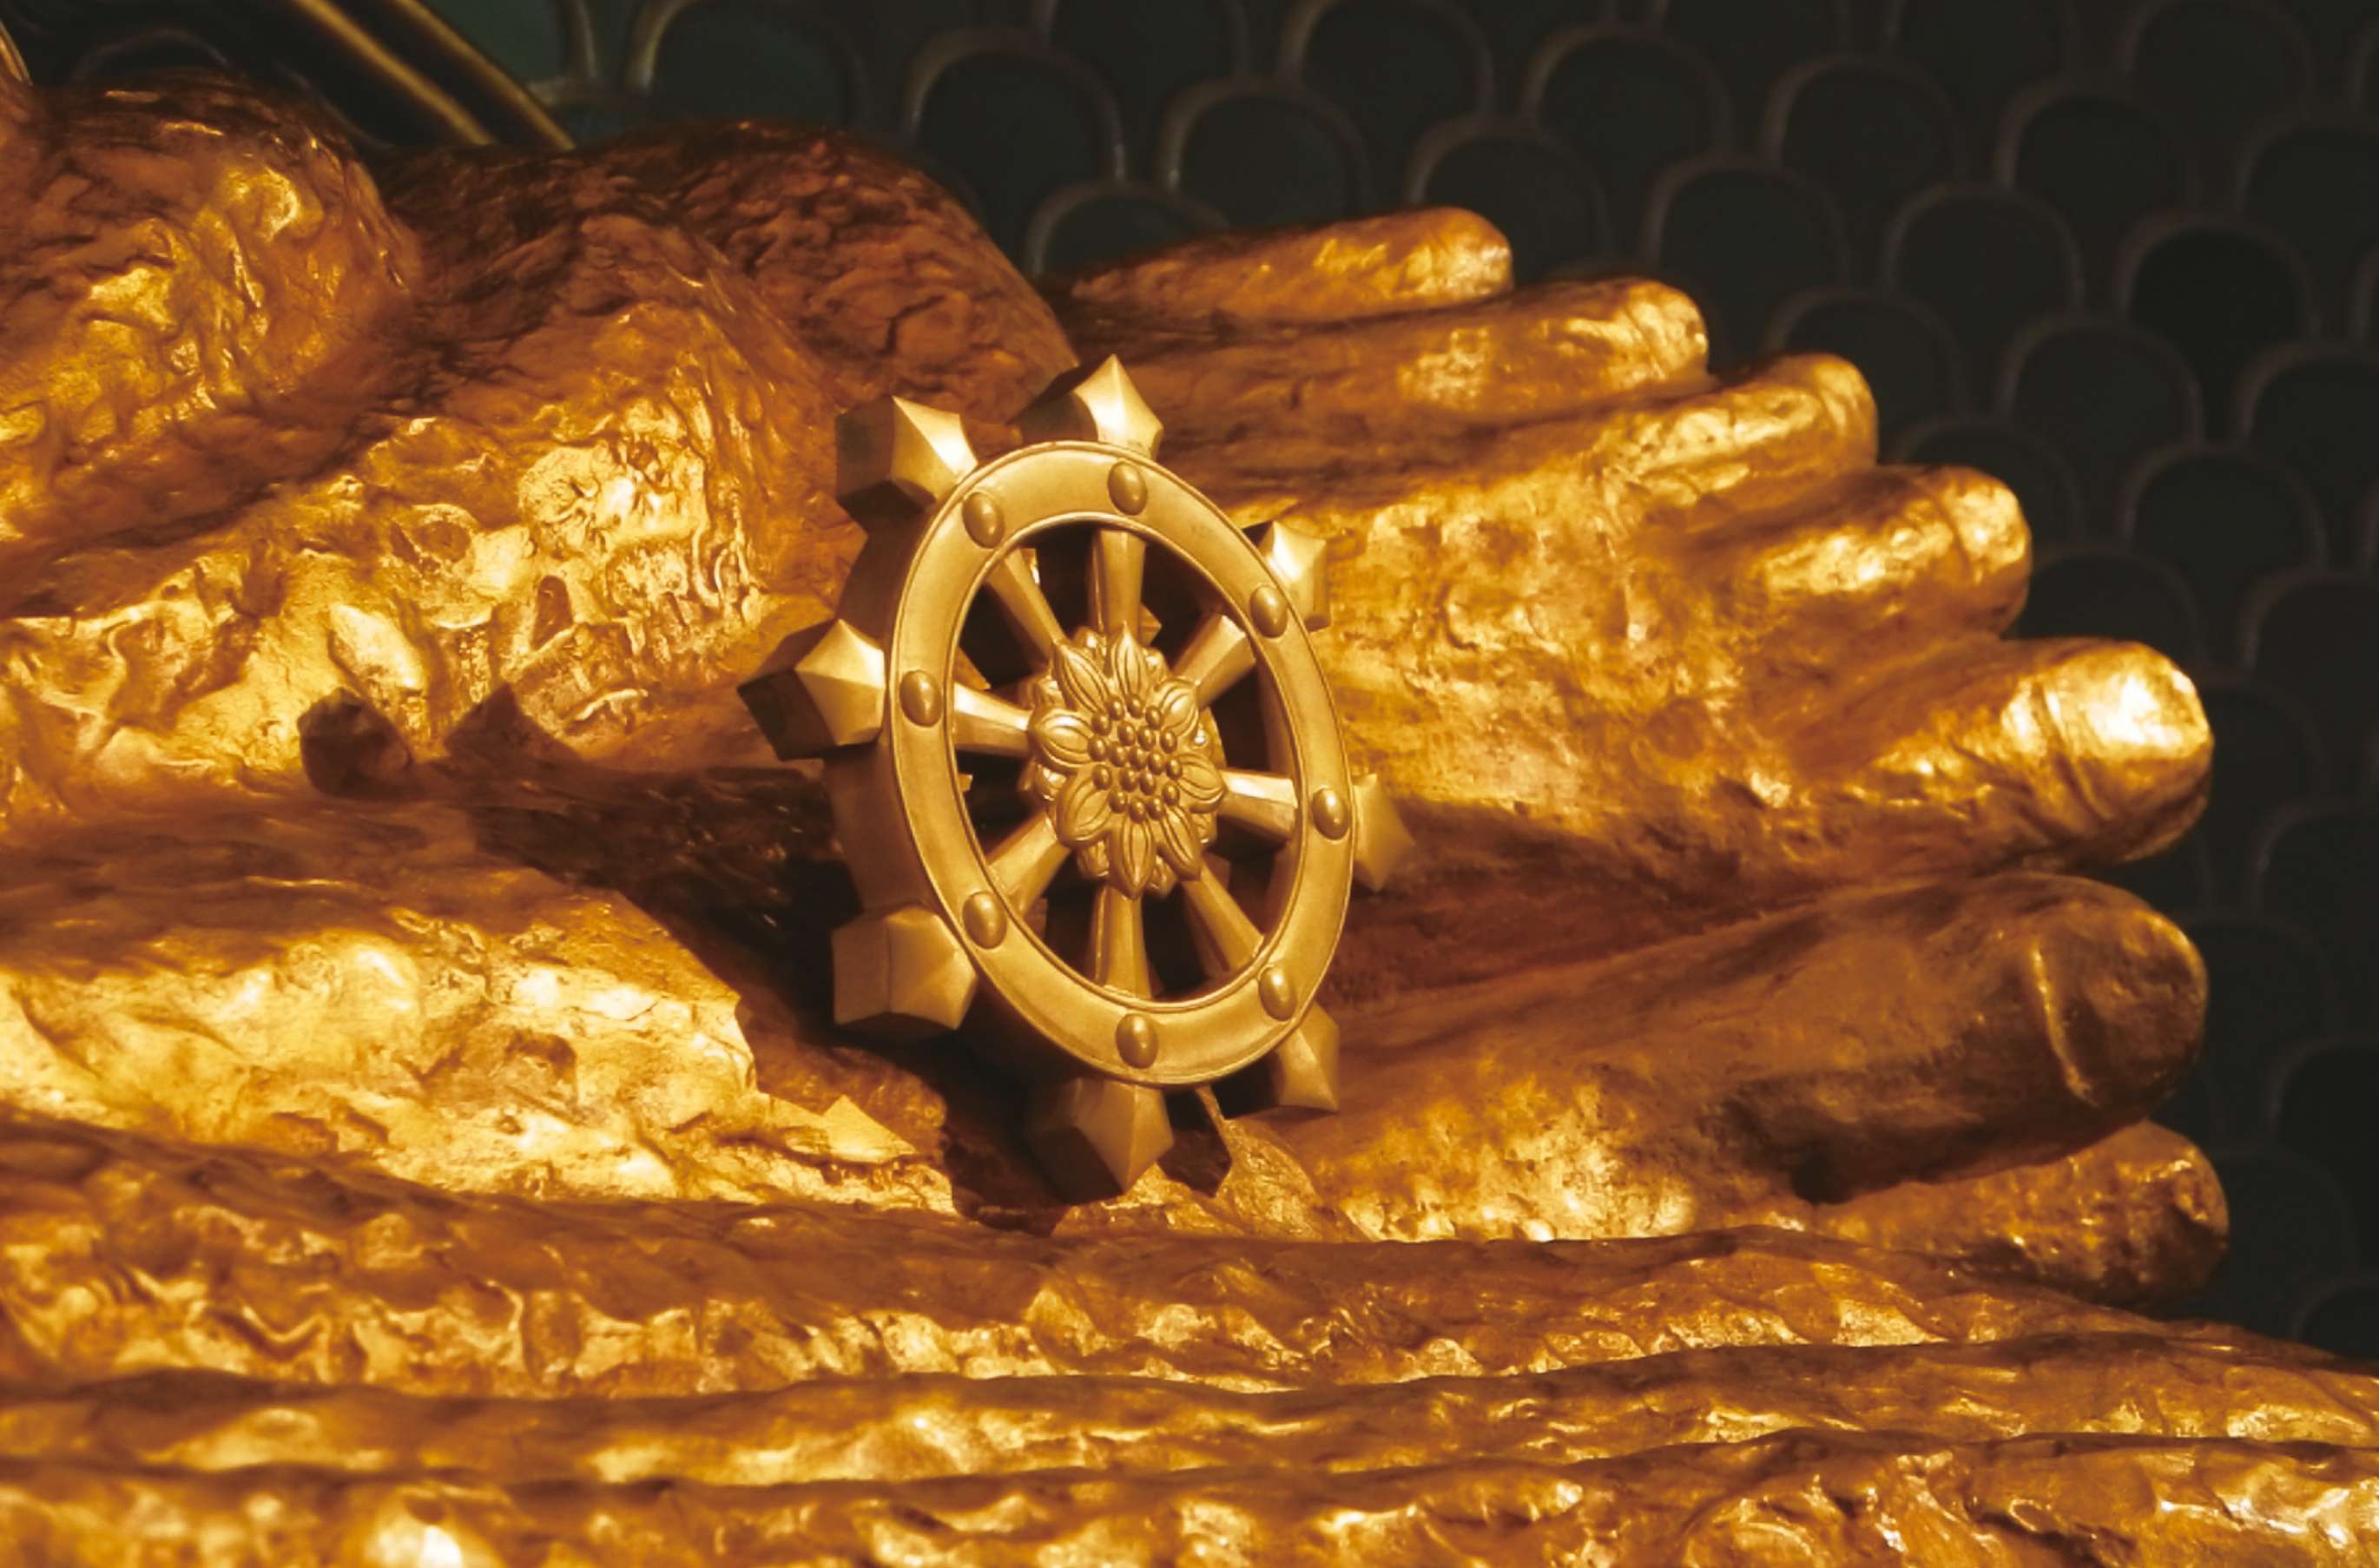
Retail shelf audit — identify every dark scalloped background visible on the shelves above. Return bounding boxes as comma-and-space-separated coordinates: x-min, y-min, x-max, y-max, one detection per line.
16, 0, 2379, 1353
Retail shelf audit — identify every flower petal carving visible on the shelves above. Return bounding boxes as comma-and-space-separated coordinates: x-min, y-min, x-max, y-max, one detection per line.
1176, 754, 1225, 813
1157, 808, 1204, 879
1110, 631, 1153, 705
1031, 708, 1094, 768
1150, 679, 1199, 741
1054, 640, 1106, 714
1115, 817, 1155, 896
1055, 768, 1112, 847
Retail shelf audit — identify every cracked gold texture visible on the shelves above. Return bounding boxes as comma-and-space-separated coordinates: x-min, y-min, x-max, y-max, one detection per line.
0, 66, 2357, 1565
0, 93, 1075, 836
0, 74, 421, 576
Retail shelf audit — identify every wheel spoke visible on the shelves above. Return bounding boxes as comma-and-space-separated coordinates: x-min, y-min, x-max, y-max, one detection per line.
1091, 527, 1146, 641
1179, 859, 1262, 977
985, 811, 1070, 908
1091, 886, 1152, 998
1217, 769, 1299, 841
984, 551, 1065, 667
951, 683, 1031, 757
1025, 1075, 1172, 1199
1172, 611, 1254, 706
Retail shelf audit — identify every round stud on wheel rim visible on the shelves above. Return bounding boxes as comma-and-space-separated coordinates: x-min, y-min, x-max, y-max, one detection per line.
741, 357, 1408, 1198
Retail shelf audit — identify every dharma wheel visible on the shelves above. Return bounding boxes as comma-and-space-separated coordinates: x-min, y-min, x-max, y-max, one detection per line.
741, 359, 1408, 1197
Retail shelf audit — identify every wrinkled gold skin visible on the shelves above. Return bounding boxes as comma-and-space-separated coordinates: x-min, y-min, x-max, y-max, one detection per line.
0, 63, 2363, 1564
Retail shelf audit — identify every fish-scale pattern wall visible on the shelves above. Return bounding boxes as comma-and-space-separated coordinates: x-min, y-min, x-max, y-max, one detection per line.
19, 0, 2379, 1352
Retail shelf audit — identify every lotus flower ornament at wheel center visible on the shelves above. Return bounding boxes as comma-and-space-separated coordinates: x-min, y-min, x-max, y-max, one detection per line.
1028, 629, 1226, 898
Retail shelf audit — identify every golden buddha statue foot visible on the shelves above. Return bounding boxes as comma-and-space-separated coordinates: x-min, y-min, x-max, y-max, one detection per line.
0, 55, 2357, 1565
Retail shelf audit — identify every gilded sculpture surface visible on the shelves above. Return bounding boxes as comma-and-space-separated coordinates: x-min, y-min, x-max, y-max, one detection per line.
0, 53, 2371, 1564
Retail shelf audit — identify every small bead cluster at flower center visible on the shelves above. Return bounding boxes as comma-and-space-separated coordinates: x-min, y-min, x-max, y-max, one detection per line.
1088, 706, 1189, 821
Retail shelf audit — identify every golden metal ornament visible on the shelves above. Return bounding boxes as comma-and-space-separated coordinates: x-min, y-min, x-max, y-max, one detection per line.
742, 357, 1406, 1196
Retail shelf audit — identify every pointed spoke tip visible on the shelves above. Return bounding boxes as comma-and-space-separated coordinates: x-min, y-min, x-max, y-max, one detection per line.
1220, 1006, 1341, 1117
1018, 356, 1165, 457
836, 396, 979, 524
740, 618, 886, 759
1025, 1076, 1174, 1199
1218, 769, 1300, 841
830, 906, 979, 1041
1249, 520, 1332, 630
1350, 774, 1415, 893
